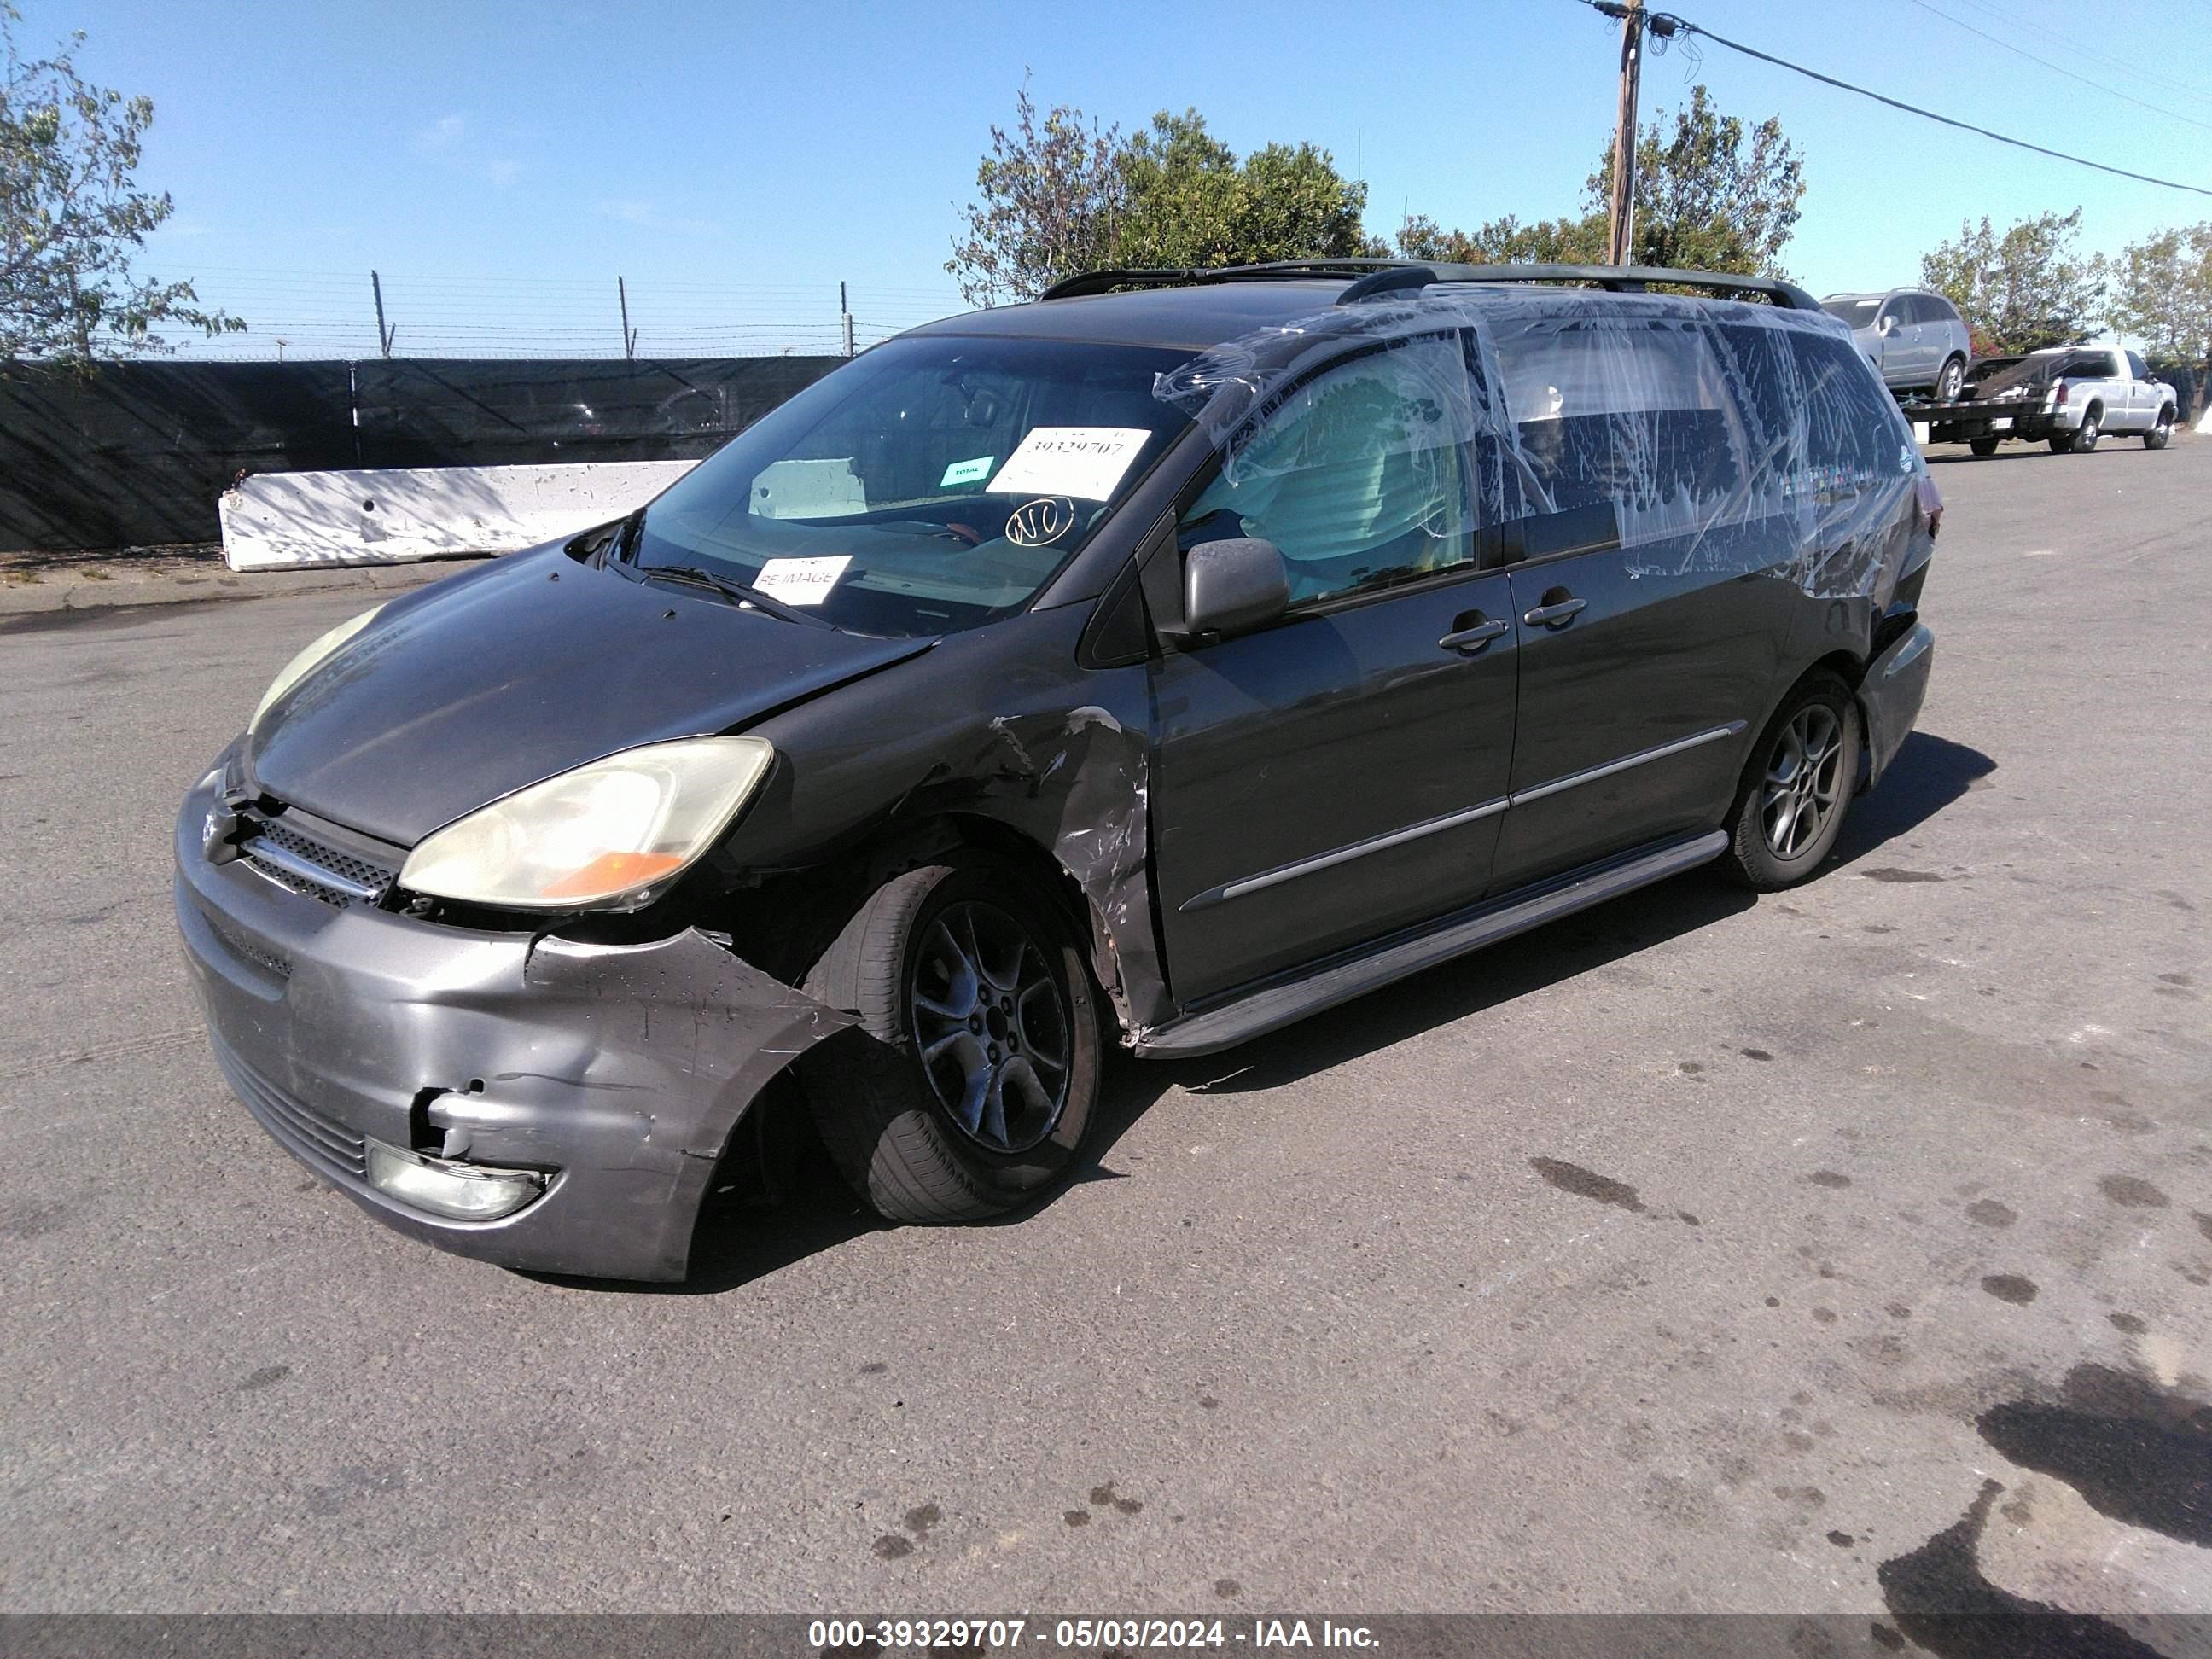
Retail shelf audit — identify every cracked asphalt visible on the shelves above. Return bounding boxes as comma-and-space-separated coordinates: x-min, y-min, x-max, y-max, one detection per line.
1, 435, 2206, 1628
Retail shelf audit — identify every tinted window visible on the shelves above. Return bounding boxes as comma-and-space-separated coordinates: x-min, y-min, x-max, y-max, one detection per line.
1924, 294, 1962, 325
1179, 334, 1479, 608
1491, 316, 1743, 550
2127, 351, 2150, 379
1789, 329, 1914, 486
630, 335, 1190, 637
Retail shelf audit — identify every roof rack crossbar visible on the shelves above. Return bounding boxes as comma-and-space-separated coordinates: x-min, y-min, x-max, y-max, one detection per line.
1034, 258, 1820, 311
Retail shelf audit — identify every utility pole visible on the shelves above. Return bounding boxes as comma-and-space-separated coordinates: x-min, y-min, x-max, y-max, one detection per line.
370, 270, 396, 358
618, 276, 637, 360
839, 282, 855, 358
1604, 0, 1645, 266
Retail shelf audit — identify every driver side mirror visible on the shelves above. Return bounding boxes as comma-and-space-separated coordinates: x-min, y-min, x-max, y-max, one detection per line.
1877, 314, 1898, 336
1179, 537, 1289, 642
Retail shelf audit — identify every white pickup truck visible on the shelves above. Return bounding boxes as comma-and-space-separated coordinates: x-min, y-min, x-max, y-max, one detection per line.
1925, 345, 2178, 456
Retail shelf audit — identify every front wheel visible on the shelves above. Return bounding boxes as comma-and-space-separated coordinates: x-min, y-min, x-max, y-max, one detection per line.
2145, 408, 2174, 450
1936, 356, 1966, 403
1970, 436, 2000, 457
1720, 675, 1862, 892
798, 857, 1103, 1223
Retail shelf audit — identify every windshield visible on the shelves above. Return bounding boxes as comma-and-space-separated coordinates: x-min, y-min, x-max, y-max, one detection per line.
1821, 296, 1883, 329
626, 335, 1191, 637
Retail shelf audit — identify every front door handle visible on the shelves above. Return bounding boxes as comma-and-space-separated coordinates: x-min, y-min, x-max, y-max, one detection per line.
1522, 593, 1587, 627
1439, 618, 1509, 653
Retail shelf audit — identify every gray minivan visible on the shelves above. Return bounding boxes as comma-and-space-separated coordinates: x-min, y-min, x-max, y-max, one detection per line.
174, 259, 1940, 1281
1821, 288, 1973, 401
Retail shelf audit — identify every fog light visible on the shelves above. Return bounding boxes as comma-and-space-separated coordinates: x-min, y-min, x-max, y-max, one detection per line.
365, 1141, 546, 1221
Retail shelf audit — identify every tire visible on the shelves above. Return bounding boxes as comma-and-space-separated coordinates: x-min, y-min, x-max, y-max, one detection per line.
2048, 432, 2075, 454
2145, 407, 2174, 450
2073, 407, 2102, 452
1936, 356, 1966, 403
797, 855, 1103, 1223
1719, 674, 1862, 892
1970, 437, 2000, 457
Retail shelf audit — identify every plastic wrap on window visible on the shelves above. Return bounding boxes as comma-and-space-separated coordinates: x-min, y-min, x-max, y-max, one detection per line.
1154, 288, 1927, 607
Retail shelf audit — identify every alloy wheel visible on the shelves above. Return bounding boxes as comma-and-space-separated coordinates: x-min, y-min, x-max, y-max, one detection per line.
908, 901, 1071, 1154
1761, 705, 1845, 860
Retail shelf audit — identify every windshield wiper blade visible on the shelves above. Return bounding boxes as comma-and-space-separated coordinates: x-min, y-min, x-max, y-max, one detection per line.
640, 563, 830, 628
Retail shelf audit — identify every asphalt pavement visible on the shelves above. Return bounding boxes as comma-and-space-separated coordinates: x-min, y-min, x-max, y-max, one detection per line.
1, 435, 2206, 1628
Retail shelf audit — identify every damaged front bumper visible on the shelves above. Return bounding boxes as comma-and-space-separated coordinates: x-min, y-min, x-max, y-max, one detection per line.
172, 773, 852, 1281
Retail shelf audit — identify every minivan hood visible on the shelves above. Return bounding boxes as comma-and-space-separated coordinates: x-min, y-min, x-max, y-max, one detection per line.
247, 546, 933, 847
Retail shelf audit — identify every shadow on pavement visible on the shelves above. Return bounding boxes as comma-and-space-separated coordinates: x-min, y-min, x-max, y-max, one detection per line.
1830, 731, 1997, 870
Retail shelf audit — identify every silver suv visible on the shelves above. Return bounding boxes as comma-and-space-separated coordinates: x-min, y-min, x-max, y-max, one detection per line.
1821, 288, 1973, 401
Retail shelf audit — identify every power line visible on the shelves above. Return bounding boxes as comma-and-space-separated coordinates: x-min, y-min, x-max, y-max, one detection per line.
1899, 0, 2212, 134
1932, 0, 2212, 108
1588, 3, 2212, 198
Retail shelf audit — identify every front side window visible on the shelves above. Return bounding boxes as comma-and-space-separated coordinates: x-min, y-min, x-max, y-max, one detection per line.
2127, 351, 2150, 380
628, 335, 1191, 637
1177, 334, 1479, 608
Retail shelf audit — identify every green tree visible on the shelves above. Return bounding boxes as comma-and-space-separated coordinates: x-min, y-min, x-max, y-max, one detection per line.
948, 92, 1370, 304
1919, 209, 2107, 356
2105, 223, 2212, 361
1393, 85, 1803, 277
2, 6, 241, 363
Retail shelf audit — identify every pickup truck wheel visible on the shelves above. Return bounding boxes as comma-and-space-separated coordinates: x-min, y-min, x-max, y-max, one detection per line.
1969, 437, 2000, 457
2145, 408, 2174, 450
1936, 356, 1965, 403
1720, 674, 1860, 893
2072, 409, 2102, 452
2048, 432, 2075, 454
798, 856, 1102, 1224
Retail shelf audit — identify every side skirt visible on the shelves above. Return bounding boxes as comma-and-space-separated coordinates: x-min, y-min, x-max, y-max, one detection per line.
1132, 830, 1729, 1058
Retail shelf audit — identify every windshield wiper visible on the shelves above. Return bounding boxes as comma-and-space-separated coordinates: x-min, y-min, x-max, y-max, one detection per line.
640, 563, 830, 629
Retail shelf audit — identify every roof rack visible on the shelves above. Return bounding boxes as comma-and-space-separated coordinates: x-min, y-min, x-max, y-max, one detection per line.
1035, 259, 1819, 312
1037, 259, 1412, 301
1333, 262, 1823, 311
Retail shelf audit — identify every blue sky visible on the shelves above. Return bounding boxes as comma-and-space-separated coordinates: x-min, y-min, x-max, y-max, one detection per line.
20, 0, 2212, 357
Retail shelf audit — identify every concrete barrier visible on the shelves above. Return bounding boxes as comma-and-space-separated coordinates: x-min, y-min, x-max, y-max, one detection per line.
218, 461, 701, 571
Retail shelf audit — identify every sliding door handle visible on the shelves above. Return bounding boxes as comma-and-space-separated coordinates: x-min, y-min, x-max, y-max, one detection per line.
1522, 596, 1587, 627
1439, 618, 1510, 652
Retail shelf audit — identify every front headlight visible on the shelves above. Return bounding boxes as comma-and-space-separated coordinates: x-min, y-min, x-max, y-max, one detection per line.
398, 736, 774, 910
252, 606, 381, 730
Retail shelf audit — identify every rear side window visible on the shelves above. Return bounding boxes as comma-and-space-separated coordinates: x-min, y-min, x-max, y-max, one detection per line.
1788, 330, 1914, 494
1178, 333, 1480, 608
1490, 316, 1744, 550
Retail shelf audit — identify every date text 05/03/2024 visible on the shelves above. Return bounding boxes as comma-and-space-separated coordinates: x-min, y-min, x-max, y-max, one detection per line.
809, 1619, 1381, 1650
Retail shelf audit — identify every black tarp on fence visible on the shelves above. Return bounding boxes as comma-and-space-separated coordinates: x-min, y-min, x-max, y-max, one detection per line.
0, 355, 844, 551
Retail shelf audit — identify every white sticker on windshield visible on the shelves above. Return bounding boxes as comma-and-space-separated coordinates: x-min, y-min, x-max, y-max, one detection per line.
940, 454, 995, 487
985, 427, 1151, 501
751, 555, 852, 607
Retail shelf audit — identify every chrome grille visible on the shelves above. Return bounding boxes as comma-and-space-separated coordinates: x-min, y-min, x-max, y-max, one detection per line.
214, 1037, 369, 1182
241, 815, 397, 910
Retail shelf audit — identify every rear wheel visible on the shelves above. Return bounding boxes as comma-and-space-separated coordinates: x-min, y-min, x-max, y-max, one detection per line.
1936, 356, 1966, 403
2145, 407, 2174, 450
2073, 408, 2102, 452
798, 856, 1102, 1223
1720, 675, 1861, 892
1969, 436, 2000, 457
